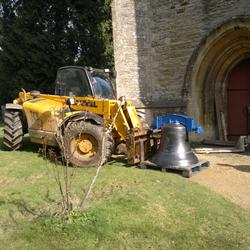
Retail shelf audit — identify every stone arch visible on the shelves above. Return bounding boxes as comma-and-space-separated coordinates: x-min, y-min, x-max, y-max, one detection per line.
184, 17, 250, 140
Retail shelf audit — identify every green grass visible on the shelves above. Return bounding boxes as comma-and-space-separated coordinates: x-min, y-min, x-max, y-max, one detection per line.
0, 127, 250, 250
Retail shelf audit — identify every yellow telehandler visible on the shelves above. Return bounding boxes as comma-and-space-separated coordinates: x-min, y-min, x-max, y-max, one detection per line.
3, 66, 153, 167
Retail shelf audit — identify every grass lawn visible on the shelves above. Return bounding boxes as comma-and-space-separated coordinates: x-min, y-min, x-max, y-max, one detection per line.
0, 127, 250, 250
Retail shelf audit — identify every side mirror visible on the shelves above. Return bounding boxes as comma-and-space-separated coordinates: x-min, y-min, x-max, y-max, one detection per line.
110, 68, 117, 79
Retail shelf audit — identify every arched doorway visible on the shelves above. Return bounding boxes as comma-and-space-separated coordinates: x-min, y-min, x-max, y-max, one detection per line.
228, 58, 250, 140
184, 17, 250, 140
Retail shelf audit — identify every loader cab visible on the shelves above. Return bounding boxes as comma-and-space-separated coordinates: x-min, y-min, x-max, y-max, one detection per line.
55, 66, 115, 99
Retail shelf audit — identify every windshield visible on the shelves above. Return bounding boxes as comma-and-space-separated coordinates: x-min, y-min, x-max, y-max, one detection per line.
55, 68, 92, 97
92, 76, 115, 99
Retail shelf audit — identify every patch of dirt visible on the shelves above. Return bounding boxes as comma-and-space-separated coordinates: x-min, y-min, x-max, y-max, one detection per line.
25, 174, 44, 183
192, 152, 250, 211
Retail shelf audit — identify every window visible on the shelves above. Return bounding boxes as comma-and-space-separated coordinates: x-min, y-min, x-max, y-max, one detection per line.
92, 77, 115, 99
55, 68, 92, 97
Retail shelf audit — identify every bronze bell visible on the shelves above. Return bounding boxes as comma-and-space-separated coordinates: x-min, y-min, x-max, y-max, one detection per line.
151, 123, 199, 168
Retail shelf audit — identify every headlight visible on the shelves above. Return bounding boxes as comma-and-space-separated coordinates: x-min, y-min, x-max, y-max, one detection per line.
67, 98, 76, 105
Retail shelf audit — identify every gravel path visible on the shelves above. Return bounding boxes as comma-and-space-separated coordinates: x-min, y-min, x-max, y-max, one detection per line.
192, 152, 250, 211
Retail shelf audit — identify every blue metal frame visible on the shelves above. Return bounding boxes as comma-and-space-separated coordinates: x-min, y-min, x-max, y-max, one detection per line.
151, 114, 203, 133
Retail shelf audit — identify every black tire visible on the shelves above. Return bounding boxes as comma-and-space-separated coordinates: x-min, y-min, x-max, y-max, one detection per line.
63, 121, 113, 167
3, 110, 23, 150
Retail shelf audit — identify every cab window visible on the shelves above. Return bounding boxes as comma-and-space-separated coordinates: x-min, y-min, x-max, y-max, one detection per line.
55, 68, 92, 97
92, 77, 115, 99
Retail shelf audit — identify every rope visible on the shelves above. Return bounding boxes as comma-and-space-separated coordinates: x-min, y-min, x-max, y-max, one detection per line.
80, 100, 123, 208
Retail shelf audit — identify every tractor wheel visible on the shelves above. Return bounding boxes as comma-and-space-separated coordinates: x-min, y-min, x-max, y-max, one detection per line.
63, 121, 113, 167
3, 110, 23, 150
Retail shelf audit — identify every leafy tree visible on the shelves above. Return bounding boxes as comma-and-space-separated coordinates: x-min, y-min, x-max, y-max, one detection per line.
0, 0, 113, 104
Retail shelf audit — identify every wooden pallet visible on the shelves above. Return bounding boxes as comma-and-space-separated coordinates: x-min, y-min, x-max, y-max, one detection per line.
139, 160, 210, 178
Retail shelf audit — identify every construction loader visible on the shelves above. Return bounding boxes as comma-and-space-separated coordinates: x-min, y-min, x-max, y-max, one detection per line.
3, 66, 154, 167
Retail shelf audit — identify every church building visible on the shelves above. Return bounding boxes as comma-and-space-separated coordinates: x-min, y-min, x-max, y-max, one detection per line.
112, 0, 250, 140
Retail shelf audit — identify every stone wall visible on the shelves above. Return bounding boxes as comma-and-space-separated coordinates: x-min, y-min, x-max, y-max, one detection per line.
112, 0, 250, 138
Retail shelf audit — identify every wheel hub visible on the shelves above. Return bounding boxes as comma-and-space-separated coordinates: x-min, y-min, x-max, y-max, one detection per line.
78, 139, 93, 154
72, 134, 98, 160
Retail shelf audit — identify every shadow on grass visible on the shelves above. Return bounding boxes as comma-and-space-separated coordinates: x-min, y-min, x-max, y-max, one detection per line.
0, 132, 141, 169
0, 135, 40, 153
109, 155, 187, 177
109, 155, 132, 168
6, 198, 37, 217
0, 189, 58, 224
0, 134, 63, 165
110, 154, 193, 178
